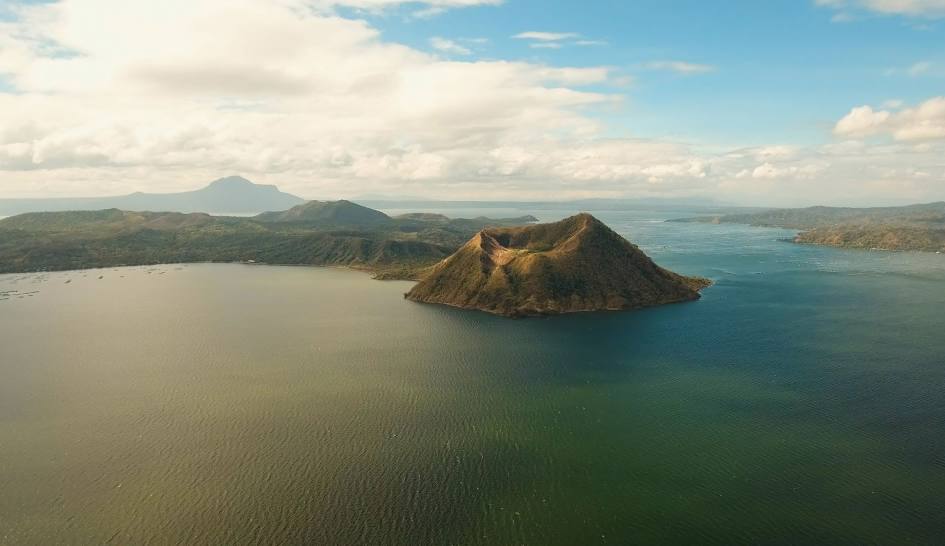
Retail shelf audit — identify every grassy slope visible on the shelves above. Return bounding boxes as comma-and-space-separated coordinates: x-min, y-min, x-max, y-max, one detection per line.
794, 226, 945, 252
407, 213, 710, 317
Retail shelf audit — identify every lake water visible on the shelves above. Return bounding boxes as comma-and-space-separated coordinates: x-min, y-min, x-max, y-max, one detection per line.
2, 208, 945, 544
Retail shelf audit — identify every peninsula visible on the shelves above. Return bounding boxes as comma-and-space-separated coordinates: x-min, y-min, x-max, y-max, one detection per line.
672, 202, 945, 253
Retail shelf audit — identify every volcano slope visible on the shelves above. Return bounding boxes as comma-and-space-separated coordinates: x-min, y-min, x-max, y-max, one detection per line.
406, 213, 711, 317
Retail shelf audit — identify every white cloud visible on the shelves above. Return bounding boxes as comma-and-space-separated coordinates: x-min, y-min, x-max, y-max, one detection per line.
513, 32, 606, 51
644, 61, 716, 75
816, 0, 945, 17
834, 97, 945, 141
512, 31, 579, 42
885, 60, 943, 77
312, 0, 501, 11
752, 145, 799, 159
747, 162, 825, 180
908, 60, 933, 75
830, 11, 857, 21
834, 106, 893, 137
429, 37, 471, 56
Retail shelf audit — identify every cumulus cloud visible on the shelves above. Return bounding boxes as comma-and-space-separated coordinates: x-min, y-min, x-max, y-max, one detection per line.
741, 162, 825, 180
834, 106, 893, 137
834, 97, 945, 141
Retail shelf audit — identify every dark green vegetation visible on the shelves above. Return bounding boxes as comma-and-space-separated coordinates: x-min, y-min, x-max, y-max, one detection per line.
0, 176, 304, 216
672, 202, 945, 252
256, 199, 391, 225
407, 213, 710, 317
0, 204, 538, 278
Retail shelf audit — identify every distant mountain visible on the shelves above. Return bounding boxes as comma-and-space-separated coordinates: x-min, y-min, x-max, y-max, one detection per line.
255, 199, 391, 225
671, 202, 945, 252
0, 176, 304, 215
406, 213, 710, 317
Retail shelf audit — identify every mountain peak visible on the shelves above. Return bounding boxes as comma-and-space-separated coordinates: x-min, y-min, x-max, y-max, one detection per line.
407, 214, 710, 317
255, 199, 390, 225
206, 176, 258, 189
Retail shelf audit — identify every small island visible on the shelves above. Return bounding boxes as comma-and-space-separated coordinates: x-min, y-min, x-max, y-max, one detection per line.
406, 213, 711, 317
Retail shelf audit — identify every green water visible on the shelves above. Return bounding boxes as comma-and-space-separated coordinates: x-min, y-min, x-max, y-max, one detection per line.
2, 209, 945, 544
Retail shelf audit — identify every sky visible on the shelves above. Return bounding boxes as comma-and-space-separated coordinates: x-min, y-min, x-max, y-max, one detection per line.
0, 0, 944, 205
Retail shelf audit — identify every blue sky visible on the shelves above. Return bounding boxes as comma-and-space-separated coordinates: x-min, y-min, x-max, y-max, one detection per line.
361, 0, 944, 146
0, 0, 943, 205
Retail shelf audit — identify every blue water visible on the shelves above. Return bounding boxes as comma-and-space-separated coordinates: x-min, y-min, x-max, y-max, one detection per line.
2, 208, 944, 544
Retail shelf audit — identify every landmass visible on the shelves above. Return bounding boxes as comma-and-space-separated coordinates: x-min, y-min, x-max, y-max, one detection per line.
793, 226, 945, 252
0, 202, 538, 279
406, 213, 711, 317
672, 202, 945, 253
0, 205, 709, 317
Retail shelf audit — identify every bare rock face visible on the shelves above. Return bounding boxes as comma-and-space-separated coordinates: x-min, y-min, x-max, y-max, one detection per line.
406, 213, 711, 317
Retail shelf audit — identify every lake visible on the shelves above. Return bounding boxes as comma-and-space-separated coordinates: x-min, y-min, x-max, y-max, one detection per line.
2, 208, 945, 544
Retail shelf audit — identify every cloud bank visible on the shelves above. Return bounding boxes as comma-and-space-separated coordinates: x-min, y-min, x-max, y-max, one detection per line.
0, 0, 943, 206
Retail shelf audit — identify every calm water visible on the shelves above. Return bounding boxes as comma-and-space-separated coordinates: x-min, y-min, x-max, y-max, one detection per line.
2, 209, 945, 545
